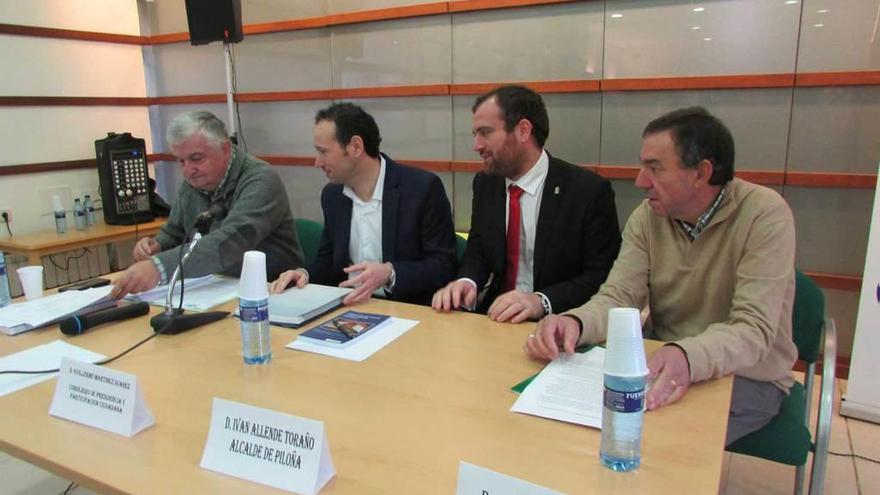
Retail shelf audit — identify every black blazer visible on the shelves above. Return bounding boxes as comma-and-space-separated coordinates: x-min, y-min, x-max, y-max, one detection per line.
458, 155, 621, 314
309, 154, 457, 306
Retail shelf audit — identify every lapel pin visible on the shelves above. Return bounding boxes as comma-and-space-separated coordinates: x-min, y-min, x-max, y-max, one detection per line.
554, 186, 560, 195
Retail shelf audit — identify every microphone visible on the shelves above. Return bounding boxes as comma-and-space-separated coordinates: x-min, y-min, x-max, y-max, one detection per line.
193, 203, 227, 235
60, 302, 151, 336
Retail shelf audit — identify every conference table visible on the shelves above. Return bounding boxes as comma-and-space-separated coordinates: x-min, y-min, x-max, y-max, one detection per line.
0, 218, 166, 267
0, 297, 733, 494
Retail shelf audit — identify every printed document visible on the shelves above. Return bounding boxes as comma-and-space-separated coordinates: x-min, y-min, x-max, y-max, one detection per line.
0, 286, 114, 335
127, 275, 238, 312
510, 347, 605, 428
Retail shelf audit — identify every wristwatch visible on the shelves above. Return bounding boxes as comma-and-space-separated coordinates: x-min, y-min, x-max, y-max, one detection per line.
535, 292, 552, 316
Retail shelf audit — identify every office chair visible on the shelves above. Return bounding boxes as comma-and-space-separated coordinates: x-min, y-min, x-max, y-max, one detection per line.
295, 218, 323, 267
726, 270, 837, 495
455, 233, 468, 263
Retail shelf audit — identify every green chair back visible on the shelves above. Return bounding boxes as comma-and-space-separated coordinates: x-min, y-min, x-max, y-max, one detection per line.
726, 269, 828, 473
295, 218, 323, 267
455, 233, 467, 263
792, 270, 824, 363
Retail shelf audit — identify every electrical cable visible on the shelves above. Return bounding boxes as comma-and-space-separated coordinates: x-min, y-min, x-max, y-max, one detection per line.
2, 212, 11, 236
828, 450, 880, 464
0, 321, 171, 375
228, 41, 247, 151
49, 248, 93, 272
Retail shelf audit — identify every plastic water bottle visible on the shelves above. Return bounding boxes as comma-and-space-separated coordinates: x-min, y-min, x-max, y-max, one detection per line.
0, 252, 11, 308
73, 198, 86, 231
599, 374, 647, 471
239, 297, 272, 364
599, 307, 648, 472
52, 194, 67, 234
83, 194, 96, 226
238, 251, 272, 365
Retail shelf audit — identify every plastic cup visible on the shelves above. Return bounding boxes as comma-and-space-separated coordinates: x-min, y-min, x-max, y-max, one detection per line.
604, 307, 648, 377
17, 266, 44, 301
238, 251, 268, 300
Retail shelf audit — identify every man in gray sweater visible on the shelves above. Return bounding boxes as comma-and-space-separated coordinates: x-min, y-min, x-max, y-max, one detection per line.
111, 111, 303, 298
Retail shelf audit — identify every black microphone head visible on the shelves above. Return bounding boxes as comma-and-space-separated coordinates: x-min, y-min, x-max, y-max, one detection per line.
59, 315, 87, 335
193, 203, 227, 234
205, 203, 227, 218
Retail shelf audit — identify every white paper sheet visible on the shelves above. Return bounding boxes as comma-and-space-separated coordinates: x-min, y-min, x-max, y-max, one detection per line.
0, 341, 106, 397
0, 285, 113, 328
286, 317, 418, 362
126, 275, 238, 312
510, 347, 606, 428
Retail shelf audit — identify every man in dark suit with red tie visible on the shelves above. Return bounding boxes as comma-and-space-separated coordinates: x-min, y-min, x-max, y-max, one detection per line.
432, 85, 621, 323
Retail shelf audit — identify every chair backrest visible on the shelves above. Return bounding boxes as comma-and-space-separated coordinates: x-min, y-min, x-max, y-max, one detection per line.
295, 218, 323, 267
792, 270, 825, 364
455, 233, 467, 262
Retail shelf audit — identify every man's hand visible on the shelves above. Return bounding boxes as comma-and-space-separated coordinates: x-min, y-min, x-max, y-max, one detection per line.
110, 260, 161, 299
645, 345, 691, 411
269, 269, 309, 294
523, 314, 580, 361
132, 237, 161, 262
487, 290, 544, 323
339, 261, 392, 305
431, 279, 477, 312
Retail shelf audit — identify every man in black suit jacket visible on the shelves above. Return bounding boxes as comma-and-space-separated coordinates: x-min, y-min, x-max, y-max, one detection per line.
432, 85, 621, 322
270, 102, 456, 306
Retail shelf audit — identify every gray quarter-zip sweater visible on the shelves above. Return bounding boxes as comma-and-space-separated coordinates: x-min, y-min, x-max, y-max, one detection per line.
153, 146, 303, 281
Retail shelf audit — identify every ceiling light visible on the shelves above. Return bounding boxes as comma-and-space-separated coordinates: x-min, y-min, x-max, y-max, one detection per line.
691, 26, 701, 30
817, 9, 829, 13
693, 7, 705, 12
703, 37, 712, 41
813, 23, 825, 27
611, 13, 623, 18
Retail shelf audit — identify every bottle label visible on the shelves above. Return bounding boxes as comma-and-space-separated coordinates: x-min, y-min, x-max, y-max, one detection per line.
239, 302, 268, 323
603, 387, 645, 413
54, 212, 66, 219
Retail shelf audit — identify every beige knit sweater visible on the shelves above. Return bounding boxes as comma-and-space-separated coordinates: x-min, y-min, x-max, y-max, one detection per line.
566, 178, 797, 390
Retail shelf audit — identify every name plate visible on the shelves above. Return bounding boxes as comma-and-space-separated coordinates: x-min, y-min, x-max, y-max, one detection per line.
48, 357, 154, 437
200, 397, 335, 495
456, 461, 565, 495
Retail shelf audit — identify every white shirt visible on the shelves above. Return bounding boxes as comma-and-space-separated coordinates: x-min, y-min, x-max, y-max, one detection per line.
342, 156, 388, 297
505, 149, 549, 293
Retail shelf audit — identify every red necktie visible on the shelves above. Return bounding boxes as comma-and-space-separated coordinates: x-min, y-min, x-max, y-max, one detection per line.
504, 184, 524, 292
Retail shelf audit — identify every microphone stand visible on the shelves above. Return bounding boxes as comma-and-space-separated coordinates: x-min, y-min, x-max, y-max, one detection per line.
149, 231, 229, 334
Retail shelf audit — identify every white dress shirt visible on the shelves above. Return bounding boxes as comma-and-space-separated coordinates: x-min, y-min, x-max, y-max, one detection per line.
505, 149, 549, 294
342, 156, 389, 297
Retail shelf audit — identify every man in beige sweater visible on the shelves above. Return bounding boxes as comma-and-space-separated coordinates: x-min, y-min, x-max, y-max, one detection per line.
524, 107, 798, 444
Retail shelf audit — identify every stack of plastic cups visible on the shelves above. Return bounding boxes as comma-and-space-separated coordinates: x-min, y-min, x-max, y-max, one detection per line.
238, 251, 272, 365
599, 307, 648, 472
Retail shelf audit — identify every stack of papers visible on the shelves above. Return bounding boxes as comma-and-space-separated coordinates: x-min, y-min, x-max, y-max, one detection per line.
126, 275, 239, 312
0, 286, 115, 336
263, 284, 353, 327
